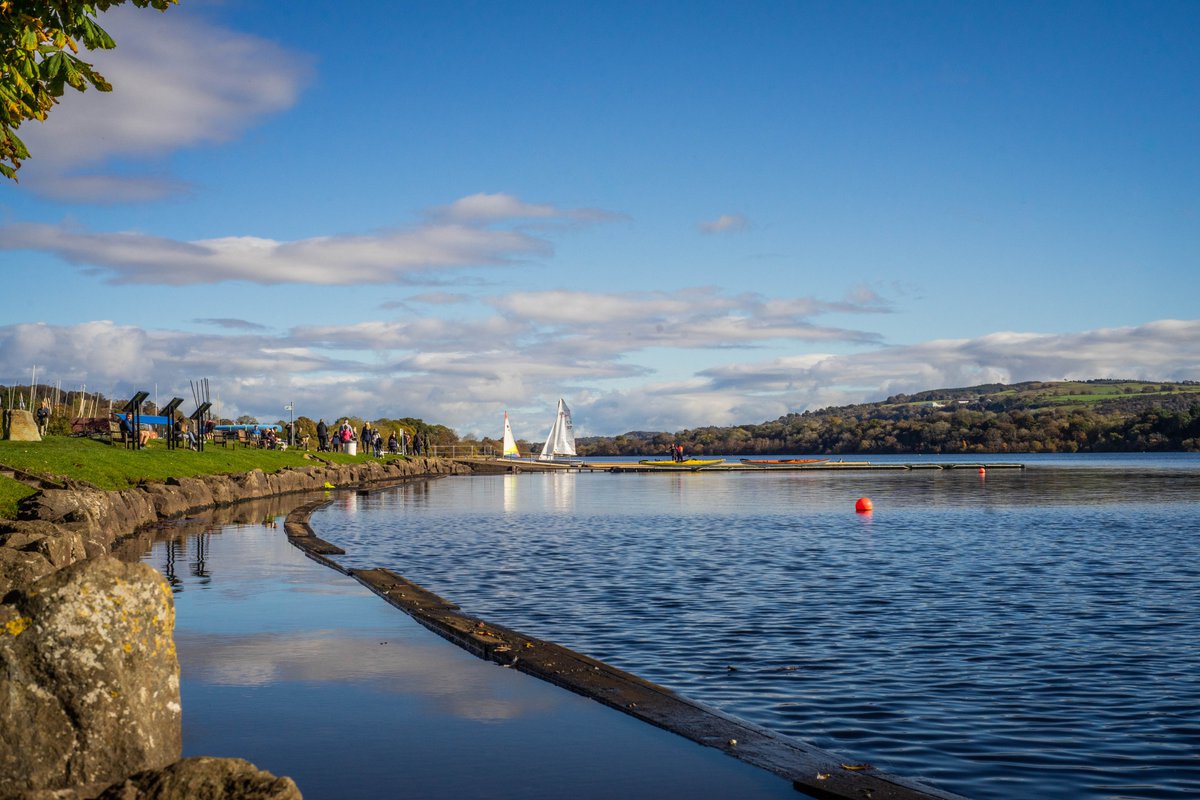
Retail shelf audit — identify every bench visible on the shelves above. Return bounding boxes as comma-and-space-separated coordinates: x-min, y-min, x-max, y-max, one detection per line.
106, 421, 132, 447
211, 429, 231, 448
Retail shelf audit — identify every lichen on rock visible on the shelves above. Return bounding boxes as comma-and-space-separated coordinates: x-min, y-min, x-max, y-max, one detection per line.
0, 557, 182, 796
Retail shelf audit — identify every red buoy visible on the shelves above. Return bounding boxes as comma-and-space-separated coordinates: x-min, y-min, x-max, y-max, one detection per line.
855, 497, 873, 513
978, 467, 986, 476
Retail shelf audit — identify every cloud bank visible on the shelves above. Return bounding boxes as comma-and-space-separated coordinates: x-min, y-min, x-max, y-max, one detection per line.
1, 316, 1195, 437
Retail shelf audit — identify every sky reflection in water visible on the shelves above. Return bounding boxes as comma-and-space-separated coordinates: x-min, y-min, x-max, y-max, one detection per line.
315, 454, 1200, 800
144, 508, 797, 800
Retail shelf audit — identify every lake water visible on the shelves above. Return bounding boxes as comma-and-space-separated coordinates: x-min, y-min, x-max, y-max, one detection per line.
313, 454, 1200, 800
138, 499, 798, 800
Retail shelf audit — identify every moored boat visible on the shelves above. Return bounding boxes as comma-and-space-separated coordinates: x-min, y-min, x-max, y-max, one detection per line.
638, 458, 725, 467
739, 458, 829, 465
537, 398, 577, 461
501, 411, 521, 458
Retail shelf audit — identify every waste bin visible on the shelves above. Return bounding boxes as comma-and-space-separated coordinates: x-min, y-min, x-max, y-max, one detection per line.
347, 441, 357, 456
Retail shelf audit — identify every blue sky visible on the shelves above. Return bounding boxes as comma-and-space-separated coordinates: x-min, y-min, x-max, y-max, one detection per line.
1, 0, 1197, 438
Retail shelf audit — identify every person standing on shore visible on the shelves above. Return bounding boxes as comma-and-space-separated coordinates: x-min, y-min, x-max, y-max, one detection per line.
35, 399, 50, 436
317, 419, 328, 451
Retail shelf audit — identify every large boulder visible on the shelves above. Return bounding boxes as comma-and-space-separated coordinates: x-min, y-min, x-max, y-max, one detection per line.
141, 478, 216, 519
93, 757, 302, 800
2, 409, 41, 442
0, 522, 87, 595
0, 557, 181, 796
18, 489, 157, 555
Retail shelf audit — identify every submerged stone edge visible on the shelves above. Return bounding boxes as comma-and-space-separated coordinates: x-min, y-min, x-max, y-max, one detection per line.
286, 497, 968, 800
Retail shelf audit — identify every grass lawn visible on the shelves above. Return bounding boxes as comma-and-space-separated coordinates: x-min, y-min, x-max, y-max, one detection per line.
0, 436, 409, 519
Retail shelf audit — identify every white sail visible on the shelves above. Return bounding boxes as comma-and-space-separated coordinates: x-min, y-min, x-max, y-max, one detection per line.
502, 411, 520, 457
538, 398, 576, 460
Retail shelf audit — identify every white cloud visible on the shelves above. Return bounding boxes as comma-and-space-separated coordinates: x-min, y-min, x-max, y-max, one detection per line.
698, 213, 750, 234
193, 318, 271, 331
0, 220, 544, 286
408, 292, 472, 306
15, 6, 312, 201
0, 194, 623, 285
432, 193, 626, 226
434, 193, 561, 222
489, 287, 886, 349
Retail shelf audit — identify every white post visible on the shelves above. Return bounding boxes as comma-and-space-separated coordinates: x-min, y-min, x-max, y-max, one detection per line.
285, 402, 295, 446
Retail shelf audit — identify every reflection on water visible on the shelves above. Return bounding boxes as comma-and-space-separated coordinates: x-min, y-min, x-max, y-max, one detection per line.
134, 494, 798, 800
161, 535, 213, 590
315, 456, 1200, 800
502, 473, 518, 514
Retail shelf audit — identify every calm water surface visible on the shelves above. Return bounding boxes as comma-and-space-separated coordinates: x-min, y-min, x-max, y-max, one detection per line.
140, 499, 797, 800
315, 454, 1200, 800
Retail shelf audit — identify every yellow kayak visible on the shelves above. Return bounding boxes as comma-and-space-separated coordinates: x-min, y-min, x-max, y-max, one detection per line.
638, 458, 725, 467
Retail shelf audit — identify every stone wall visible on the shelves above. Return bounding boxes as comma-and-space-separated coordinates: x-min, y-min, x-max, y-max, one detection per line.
0, 457, 468, 799
1, 457, 467, 596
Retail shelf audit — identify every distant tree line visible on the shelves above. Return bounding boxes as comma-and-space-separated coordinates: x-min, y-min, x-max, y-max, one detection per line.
576, 386, 1200, 456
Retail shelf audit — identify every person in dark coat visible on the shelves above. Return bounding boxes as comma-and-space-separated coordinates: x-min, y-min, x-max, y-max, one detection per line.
36, 399, 50, 435
316, 419, 328, 452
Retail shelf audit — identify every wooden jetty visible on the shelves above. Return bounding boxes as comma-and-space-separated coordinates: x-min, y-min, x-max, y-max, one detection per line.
453, 457, 1026, 474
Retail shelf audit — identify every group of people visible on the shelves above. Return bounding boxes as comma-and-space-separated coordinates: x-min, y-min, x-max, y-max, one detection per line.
92, 407, 437, 459
314, 418, 431, 457
670, 442, 687, 462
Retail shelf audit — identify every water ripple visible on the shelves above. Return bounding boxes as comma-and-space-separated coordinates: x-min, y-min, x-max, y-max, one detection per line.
316, 463, 1200, 800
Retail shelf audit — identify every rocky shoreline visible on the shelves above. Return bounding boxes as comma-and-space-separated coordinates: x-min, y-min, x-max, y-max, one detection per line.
0, 457, 468, 800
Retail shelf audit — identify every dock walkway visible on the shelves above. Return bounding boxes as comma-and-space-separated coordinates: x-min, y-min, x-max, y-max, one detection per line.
454, 457, 1026, 474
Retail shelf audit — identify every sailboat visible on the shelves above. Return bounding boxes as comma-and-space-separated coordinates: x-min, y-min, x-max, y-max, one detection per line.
501, 411, 521, 458
538, 398, 577, 461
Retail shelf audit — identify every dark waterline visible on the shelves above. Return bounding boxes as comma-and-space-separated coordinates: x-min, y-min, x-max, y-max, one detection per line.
314, 454, 1200, 800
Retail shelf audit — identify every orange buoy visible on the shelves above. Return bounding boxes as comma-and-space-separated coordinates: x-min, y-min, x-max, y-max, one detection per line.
978, 467, 986, 476
855, 497, 873, 513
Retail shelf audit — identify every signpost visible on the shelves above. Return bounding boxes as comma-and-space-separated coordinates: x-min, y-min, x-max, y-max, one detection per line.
123, 391, 149, 450
189, 402, 212, 453
284, 402, 294, 447
161, 397, 185, 450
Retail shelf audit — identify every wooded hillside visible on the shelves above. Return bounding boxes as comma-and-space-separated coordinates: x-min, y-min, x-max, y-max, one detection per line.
575, 380, 1200, 456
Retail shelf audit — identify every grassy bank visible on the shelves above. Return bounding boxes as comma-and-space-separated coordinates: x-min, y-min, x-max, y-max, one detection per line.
0, 436, 408, 519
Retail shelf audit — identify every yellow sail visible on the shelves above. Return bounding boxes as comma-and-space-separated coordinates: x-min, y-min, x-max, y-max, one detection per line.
502, 411, 520, 457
